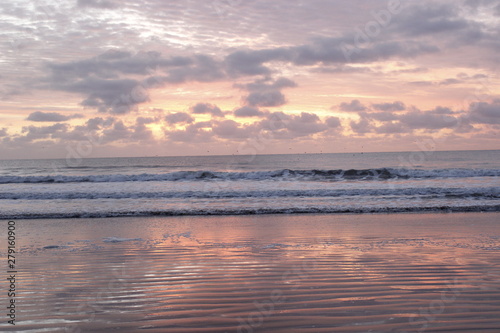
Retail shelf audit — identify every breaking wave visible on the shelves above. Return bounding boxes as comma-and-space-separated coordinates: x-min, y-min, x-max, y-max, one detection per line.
0, 168, 498, 184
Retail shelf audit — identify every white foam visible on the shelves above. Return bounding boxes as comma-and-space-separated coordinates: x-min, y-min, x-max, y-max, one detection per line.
102, 237, 143, 243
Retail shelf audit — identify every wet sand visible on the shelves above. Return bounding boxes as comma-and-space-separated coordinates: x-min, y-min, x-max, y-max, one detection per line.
2, 213, 500, 332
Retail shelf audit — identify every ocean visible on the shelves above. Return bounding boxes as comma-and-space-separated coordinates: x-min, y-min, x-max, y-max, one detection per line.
0, 150, 499, 219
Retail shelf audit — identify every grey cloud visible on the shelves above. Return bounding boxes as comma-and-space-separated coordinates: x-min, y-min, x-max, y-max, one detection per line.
469, 101, 500, 124
392, 4, 470, 37
351, 105, 472, 133
100, 121, 130, 143
325, 116, 341, 128
259, 112, 329, 138
130, 123, 154, 141
54, 116, 156, 143
163, 54, 225, 84
91, 120, 154, 143
312, 66, 373, 74
225, 37, 438, 75
375, 122, 406, 134
76, 0, 119, 9
239, 77, 297, 91
350, 118, 373, 134
167, 123, 213, 143
391, 3, 492, 48
366, 111, 399, 122
191, 103, 224, 117
48, 50, 187, 79
472, 73, 488, 79
408, 81, 434, 86
339, 100, 367, 112
18, 123, 69, 142
85, 117, 115, 130
399, 110, 459, 130
192, 121, 213, 129
225, 49, 291, 76
247, 90, 286, 107
165, 112, 194, 124
233, 106, 265, 117
45, 51, 223, 114
439, 78, 461, 85
372, 101, 405, 111
0, 128, 8, 137
26, 111, 84, 122
391, 67, 429, 74
408, 73, 487, 87
237, 77, 297, 108
431, 106, 455, 115
212, 120, 255, 139
75, 77, 146, 114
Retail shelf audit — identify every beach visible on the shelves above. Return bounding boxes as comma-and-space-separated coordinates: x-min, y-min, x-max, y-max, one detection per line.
3, 212, 500, 332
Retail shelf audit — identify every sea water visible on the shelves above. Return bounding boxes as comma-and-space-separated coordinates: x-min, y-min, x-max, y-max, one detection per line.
0, 150, 499, 219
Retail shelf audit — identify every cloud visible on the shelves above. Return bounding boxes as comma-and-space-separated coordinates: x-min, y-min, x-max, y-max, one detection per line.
240, 77, 297, 91
398, 108, 460, 130
247, 90, 286, 107
374, 122, 406, 134
77, 0, 119, 9
136, 116, 158, 125
348, 104, 468, 134
162, 54, 225, 84
468, 100, 500, 124
233, 106, 265, 117
312, 65, 373, 74
26, 111, 84, 122
224, 36, 438, 75
191, 103, 224, 117
212, 120, 256, 139
238, 77, 297, 108
99, 120, 154, 143
130, 122, 154, 142
408, 81, 434, 86
51, 76, 147, 114
439, 78, 461, 85
167, 123, 213, 143
225, 49, 290, 76
372, 101, 406, 111
260, 112, 329, 138
339, 99, 367, 112
325, 116, 341, 128
165, 112, 194, 124
350, 118, 373, 134
17, 123, 69, 143
368, 111, 400, 122
392, 4, 470, 37
45, 51, 224, 114
84, 117, 115, 131
0, 128, 8, 137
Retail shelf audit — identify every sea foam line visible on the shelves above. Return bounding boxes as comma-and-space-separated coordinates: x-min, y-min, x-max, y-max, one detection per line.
1, 205, 499, 219
1, 187, 499, 200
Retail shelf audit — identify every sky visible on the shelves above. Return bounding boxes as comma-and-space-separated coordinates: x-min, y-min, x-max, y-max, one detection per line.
0, 0, 499, 159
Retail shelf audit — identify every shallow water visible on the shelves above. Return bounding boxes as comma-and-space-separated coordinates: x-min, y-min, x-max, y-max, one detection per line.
3, 213, 500, 332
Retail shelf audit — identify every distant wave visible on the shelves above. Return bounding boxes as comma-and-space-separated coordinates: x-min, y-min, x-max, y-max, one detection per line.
2, 205, 499, 219
0, 168, 499, 184
1, 187, 499, 200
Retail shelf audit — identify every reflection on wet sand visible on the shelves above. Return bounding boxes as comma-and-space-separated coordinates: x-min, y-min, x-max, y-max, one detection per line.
6, 213, 500, 332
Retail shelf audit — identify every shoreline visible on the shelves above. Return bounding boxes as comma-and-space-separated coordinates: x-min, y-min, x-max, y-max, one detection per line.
3, 206, 500, 220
